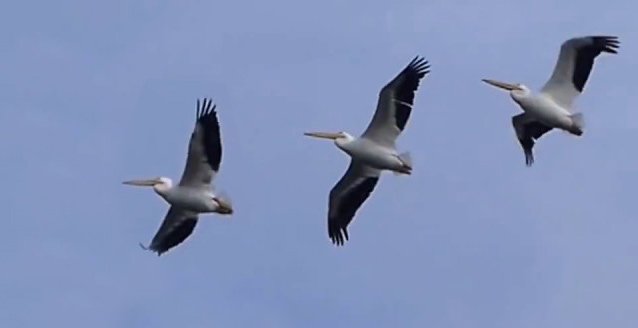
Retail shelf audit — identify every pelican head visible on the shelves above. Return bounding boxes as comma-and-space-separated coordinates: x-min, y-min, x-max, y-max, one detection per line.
122, 176, 173, 192
481, 79, 531, 100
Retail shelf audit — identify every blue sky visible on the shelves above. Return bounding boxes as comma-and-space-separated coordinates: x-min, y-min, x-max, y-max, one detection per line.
2, 0, 638, 327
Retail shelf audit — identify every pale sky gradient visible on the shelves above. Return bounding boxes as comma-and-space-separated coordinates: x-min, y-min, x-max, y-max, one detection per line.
2, 1, 638, 327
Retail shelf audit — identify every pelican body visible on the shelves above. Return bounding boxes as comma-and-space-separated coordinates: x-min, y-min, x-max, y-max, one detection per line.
132, 177, 228, 214
509, 87, 578, 134
123, 98, 232, 256
305, 56, 430, 245
306, 131, 411, 174
482, 35, 619, 166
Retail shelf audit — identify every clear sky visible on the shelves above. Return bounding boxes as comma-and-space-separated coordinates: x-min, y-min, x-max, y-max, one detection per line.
2, 0, 638, 327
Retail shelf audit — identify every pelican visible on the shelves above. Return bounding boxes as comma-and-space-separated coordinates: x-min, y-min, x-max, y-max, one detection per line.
305, 56, 430, 246
482, 35, 619, 166
123, 98, 233, 256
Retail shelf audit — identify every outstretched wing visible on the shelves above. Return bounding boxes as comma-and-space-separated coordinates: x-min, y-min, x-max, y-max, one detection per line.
540, 36, 619, 108
140, 207, 199, 256
361, 56, 430, 147
327, 161, 381, 246
512, 113, 553, 167
178, 98, 223, 188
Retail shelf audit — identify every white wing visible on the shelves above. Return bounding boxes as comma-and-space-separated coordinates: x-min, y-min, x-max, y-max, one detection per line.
327, 161, 381, 246
540, 36, 619, 108
140, 207, 199, 256
361, 56, 430, 147
178, 98, 223, 188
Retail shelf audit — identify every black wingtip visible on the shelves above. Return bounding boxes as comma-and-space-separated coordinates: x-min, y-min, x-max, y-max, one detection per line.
525, 158, 534, 167
196, 98, 218, 120
592, 36, 620, 54
524, 151, 534, 167
139, 242, 160, 255
407, 55, 431, 76
139, 242, 164, 256
329, 225, 349, 246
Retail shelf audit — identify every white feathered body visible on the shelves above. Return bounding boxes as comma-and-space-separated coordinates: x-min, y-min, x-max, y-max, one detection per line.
154, 183, 220, 213
335, 138, 405, 172
511, 91, 579, 133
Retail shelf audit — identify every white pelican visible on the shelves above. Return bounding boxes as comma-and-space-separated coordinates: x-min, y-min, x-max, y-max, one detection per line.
482, 35, 619, 166
123, 98, 233, 256
305, 56, 430, 246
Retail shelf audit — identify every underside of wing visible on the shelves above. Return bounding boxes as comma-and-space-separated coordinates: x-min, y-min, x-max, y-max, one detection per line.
327, 161, 381, 246
141, 207, 199, 256
512, 113, 553, 166
361, 56, 430, 146
541, 36, 619, 107
178, 98, 223, 187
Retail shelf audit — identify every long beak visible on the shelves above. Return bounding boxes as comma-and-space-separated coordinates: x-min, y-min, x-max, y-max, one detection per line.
214, 197, 234, 215
122, 178, 160, 187
303, 131, 341, 140
481, 79, 522, 91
